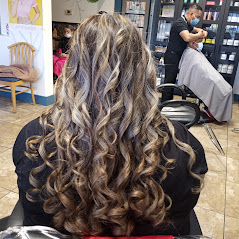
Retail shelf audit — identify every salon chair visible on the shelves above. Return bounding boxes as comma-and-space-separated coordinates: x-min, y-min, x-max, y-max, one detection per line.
158, 84, 225, 155
158, 84, 200, 129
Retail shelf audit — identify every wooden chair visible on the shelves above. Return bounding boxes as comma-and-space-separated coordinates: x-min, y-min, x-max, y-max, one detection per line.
0, 42, 36, 112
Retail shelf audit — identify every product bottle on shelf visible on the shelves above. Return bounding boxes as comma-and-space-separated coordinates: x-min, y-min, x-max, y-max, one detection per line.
223, 33, 228, 45
157, 20, 162, 41
227, 26, 234, 46
228, 13, 232, 22
213, 9, 218, 21
196, 0, 199, 3
207, 8, 212, 20
184, 0, 188, 3
53, 26, 57, 38
190, 0, 194, 4
219, 0, 223, 5
218, 64, 222, 72
227, 64, 234, 74
229, 52, 236, 61
204, 11, 208, 20
232, 13, 237, 22
234, 27, 239, 46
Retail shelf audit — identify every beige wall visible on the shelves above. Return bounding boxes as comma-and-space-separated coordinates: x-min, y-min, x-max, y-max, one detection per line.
52, 0, 115, 23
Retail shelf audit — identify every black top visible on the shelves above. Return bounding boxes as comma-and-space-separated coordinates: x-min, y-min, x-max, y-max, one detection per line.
167, 16, 194, 56
13, 118, 207, 236
58, 37, 70, 53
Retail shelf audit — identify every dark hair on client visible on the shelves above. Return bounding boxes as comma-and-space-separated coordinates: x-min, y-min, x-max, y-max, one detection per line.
65, 24, 75, 31
190, 4, 203, 11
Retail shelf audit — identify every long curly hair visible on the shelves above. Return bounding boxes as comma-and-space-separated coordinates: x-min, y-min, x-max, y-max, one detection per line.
26, 13, 202, 238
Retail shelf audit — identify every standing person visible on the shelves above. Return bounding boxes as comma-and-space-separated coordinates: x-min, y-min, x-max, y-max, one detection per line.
10, 0, 40, 25
161, 4, 207, 102
13, 13, 207, 238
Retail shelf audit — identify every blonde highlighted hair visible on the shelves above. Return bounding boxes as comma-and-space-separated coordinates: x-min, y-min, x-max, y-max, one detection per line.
26, 13, 203, 238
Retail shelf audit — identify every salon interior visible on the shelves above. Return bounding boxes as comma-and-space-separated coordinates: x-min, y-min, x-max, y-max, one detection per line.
0, 0, 239, 238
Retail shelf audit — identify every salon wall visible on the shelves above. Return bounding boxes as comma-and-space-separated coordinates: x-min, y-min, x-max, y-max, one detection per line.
0, 0, 54, 105
52, 0, 115, 23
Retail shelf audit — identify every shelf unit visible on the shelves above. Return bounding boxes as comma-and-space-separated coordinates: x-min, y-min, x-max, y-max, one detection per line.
121, 0, 151, 42
151, 0, 239, 86
215, 0, 239, 86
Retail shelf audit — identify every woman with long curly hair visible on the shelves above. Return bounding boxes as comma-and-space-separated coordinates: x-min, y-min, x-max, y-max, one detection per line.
13, 13, 207, 238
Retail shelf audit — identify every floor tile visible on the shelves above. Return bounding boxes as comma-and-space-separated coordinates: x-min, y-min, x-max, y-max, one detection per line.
227, 127, 239, 148
204, 151, 226, 175
194, 206, 224, 239
0, 109, 32, 122
226, 145, 239, 160
224, 216, 239, 239
227, 157, 239, 184
197, 172, 226, 214
0, 149, 17, 190
0, 187, 10, 199
12, 187, 18, 194
0, 192, 19, 218
12, 112, 41, 127
0, 123, 23, 148
190, 125, 228, 156
225, 181, 239, 218
0, 145, 8, 153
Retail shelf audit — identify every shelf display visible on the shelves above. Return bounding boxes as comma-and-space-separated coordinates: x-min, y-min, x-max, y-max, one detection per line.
159, 0, 176, 18
125, 1, 146, 14
215, 0, 239, 85
122, 0, 150, 41
156, 20, 173, 42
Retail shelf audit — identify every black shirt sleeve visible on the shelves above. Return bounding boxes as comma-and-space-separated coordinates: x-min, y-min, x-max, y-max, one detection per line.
58, 37, 70, 53
174, 19, 190, 35
13, 118, 54, 227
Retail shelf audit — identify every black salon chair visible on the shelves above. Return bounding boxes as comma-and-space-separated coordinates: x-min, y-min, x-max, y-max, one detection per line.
158, 84, 201, 129
158, 84, 225, 155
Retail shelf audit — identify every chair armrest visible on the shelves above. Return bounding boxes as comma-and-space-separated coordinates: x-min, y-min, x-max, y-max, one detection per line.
157, 84, 187, 100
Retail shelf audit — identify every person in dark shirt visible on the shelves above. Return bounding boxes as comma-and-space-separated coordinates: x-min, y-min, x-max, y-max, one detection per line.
57, 25, 74, 56
53, 25, 75, 77
13, 13, 207, 238
161, 4, 208, 102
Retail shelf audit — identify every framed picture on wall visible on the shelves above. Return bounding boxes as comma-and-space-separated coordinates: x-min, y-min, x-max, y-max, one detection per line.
0, 0, 9, 35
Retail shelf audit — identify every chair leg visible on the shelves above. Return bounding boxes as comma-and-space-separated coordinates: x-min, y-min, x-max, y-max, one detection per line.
30, 82, 36, 105
11, 85, 17, 112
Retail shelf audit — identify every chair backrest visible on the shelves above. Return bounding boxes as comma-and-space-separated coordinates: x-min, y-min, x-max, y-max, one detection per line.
8, 42, 35, 67
159, 100, 201, 129
157, 83, 187, 100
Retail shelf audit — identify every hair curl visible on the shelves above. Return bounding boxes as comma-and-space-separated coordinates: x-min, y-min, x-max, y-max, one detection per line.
25, 13, 203, 238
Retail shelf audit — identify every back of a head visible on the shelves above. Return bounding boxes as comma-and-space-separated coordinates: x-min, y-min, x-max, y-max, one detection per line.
187, 4, 202, 14
26, 13, 200, 238
27, 13, 170, 237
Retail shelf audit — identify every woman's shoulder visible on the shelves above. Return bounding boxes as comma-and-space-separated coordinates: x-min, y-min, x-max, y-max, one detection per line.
13, 117, 42, 155
18, 117, 42, 138
170, 120, 203, 150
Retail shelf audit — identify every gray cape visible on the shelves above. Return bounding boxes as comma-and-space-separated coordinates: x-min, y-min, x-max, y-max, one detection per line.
178, 47, 233, 122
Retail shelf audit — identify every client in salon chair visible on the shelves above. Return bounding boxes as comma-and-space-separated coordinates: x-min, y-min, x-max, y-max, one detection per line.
178, 39, 233, 123
13, 13, 207, 238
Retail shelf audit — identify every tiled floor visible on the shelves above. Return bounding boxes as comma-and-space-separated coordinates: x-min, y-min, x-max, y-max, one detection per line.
0, 96, 239, 238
